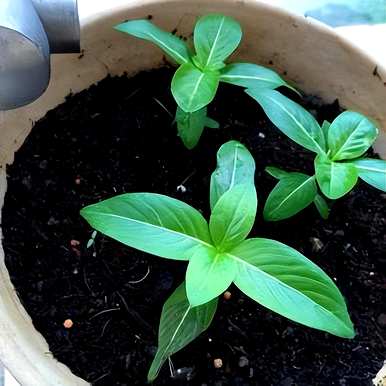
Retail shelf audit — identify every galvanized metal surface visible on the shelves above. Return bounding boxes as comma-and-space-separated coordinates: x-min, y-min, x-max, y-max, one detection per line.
31, 0, 80, 53
0, 0, 79, 111
0, 0, 50, 110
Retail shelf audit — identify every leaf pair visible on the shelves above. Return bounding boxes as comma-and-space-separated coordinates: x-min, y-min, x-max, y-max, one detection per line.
81, 141, 354, 381
315, 111, 381, 199
115, 14, 295, 148
263, 167, 328, 221
251, 88, 385, 220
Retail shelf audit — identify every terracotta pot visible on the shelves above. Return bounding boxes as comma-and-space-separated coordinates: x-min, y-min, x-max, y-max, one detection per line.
0, 1, 385, 385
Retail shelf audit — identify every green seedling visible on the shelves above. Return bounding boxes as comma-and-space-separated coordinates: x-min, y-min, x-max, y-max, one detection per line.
246, 88, 386, 221
115, 14, 296, 149
81, 140, 354, 381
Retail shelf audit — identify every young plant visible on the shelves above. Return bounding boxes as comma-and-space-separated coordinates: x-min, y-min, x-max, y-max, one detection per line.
81, 140, 354, 381
246, 88, 386, 221
114, 14, 296, 149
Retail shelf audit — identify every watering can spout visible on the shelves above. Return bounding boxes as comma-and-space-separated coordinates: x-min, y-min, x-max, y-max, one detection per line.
0, 0, 80, 111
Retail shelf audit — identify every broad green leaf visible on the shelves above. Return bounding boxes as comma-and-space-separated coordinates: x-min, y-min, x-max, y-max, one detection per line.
315, 155, 358, 199
321, 120, 330, 142
328, 111, 378, 161
265, 166, 291, 180
314, 193, 330, 220
227, 238, 355, 338
246, 88, 326, 154
171, 63, 219, 113
353, 158, 386, 192
148, 282, 217, 382
220, 63, 296, 92
193, 14, 242, 70
210, 140, 255, 210
114, 19, 190, 65
175, 106, 216, 149
80, 193, 212, 261
186, 248, 237, 306
209, 184, 257, 251
264, 173, 317, 221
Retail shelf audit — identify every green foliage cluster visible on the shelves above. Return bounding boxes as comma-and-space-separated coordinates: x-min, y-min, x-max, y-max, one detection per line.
82, 142, 354, 381
115, 14, 295, 149
79, 12, 386, 382
248, 90, 386, 221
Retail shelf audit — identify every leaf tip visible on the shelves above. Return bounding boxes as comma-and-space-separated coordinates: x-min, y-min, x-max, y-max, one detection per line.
113, 22, 126, 32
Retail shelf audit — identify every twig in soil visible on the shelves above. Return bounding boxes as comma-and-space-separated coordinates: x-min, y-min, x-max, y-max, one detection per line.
124, 88, 141, 101
91, 372, 110, 384
100, 318, 112, 338
115, 291, 154, 333
316, 361, 326, 376
179, 170, 196, 186
82, 265, 95, 296
128, 266, 150, 284
168, 357, 175, 378
371, 317, 386, 347
177, 170, 196, 192
153, 97, 173, 118
227, 317, 249, 340
89, 307, 121, 321
338, 359, 352, 372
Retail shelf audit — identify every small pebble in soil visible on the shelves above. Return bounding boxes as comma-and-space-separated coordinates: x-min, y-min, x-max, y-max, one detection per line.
238, 356, 249, 368
309, 236, 324, 252
176, 184, 187, 193
213, 358, 223, 369
63, 319, 74, 329
223, 291, 232, 300
174, 367, 195, 381
70, 239, 80, 247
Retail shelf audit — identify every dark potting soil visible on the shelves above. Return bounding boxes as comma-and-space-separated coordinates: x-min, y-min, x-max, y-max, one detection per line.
2, 67, 386, 386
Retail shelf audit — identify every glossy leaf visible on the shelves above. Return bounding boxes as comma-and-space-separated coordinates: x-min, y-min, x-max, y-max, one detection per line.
175, 106, 218, 149
321, 120, 330, 142
328, 111, 378, 161
264, 173, 317, 221
210, 140, 255, 210
209, 184, 257, 251
220, 63, 296, 92
186, 248, 237, 306
171, 63, 219, 112
314, 194, 330, 220
315, 155, 358, 199
246, 88, 326, 154
148, 282, 217, 381
193, 14, 242, 70
114, 19, 190, 65
80, 193, 212, 261
265, 166, 291, 180
228, 238, 355, 338
353, 158, 386, 192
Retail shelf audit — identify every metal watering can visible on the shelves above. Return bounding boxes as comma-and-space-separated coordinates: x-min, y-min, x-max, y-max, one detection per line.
0, 0, 80, 110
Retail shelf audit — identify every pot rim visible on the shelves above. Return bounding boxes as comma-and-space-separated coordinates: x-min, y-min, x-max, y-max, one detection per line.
1, 1, 385, 385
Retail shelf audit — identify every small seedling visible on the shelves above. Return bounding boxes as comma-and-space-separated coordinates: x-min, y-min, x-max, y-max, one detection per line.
115, 14, 296, 149
81, 140, 354, 381
246, 88, 386, 221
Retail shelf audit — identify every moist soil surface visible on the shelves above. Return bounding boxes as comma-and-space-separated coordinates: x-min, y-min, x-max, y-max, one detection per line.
2, 67, 386, 386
